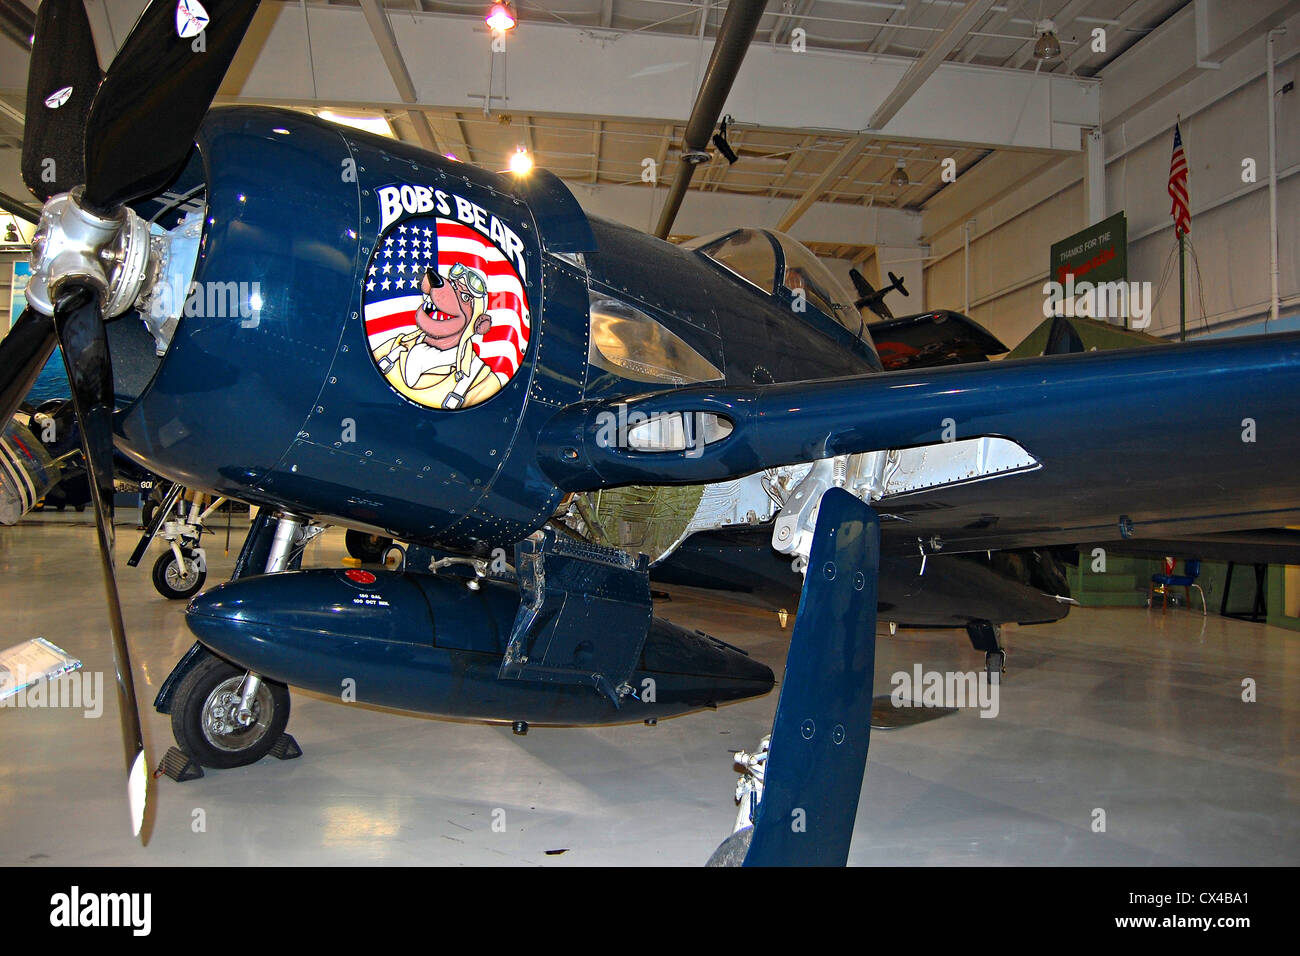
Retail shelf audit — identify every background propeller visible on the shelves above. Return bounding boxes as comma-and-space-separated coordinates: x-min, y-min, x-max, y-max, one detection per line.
1, 0, 265, 836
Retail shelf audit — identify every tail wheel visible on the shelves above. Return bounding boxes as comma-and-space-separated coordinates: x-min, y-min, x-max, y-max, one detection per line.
170, 651, 290, 769
152, 548, 206, 600
345, 529, 392, 563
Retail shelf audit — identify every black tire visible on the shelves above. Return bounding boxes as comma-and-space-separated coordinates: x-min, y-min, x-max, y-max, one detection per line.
705, 826, 753, 867
346, 529, 392, 563
152, 549, 207, 600
170, 651, 291, 769
141, 499, 158, 530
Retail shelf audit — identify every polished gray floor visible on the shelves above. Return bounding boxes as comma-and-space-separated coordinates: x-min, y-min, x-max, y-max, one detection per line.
1, 513, 1297, 866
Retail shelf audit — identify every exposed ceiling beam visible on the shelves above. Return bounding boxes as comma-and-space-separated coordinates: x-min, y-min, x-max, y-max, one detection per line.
0, 0, 34, 53
422, 107, 474, 160
776, 135, 869, 230
1047, 0, 1159, 74
772, 0, 816, 46
22, 9, 1098, 154
653, 122, 673, 186
600, 0, 613, 29
956, 1, 1019, 62
358, 0, 442, 152
0, 95, 24, 132
573, 179, 923, 249
869, 0, 1000, 131
768, 133, 819, 198
781, 0, 999, 231
869, 0, 923, 53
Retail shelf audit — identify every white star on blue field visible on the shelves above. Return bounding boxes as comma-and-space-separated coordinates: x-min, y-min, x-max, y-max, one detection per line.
366, 221, 438, 295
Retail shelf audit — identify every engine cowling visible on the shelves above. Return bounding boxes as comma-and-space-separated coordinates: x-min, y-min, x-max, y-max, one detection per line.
114, 107, 594, 554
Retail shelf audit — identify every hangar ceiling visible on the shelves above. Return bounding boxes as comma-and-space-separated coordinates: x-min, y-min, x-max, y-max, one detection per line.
0, 0, 1191, 262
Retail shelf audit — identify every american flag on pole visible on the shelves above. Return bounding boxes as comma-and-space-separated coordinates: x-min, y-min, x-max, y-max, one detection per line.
363, 216, 531, 386
1168, 122, 1191, 238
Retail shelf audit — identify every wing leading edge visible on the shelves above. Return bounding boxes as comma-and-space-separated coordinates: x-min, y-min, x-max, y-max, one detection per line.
539, 331, 1300, 554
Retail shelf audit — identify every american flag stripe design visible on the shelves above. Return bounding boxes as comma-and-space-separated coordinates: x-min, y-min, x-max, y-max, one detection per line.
363, 218, 531, 383
1168, 123, 1191, 238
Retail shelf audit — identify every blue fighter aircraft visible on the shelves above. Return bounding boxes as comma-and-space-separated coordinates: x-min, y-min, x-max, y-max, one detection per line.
4, 0, 1300, 865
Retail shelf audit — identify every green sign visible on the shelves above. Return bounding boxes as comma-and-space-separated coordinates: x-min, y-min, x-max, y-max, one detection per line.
1049, 211, 1127, 286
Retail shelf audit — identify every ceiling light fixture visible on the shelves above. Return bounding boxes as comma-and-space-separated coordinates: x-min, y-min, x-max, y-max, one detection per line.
890, 159, 909, 188
486, 1, 517, 32
1033, 19, 1061, 61
509, 145, 533, 175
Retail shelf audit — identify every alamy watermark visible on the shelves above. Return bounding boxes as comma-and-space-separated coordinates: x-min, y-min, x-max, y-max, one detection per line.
1042, 274, 1152, 328
0, 667, 104, 718
593, 404, 725, 459
890, 665, 999, 718
145, 278, 264, 325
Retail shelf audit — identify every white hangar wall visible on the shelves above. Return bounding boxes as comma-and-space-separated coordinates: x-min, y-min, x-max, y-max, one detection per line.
922, 2, 1300, 351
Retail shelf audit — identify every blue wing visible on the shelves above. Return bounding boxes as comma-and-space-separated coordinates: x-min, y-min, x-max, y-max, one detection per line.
540, 331, 1300, 554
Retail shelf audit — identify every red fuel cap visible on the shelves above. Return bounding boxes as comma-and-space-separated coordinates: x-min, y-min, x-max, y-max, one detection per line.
345, 569, 377, 584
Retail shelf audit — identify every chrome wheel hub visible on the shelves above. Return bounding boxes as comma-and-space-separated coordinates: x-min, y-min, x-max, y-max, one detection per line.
201, 676, 273, 752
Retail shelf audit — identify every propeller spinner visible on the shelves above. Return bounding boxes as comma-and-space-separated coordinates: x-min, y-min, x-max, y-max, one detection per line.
0, 0, 263, 838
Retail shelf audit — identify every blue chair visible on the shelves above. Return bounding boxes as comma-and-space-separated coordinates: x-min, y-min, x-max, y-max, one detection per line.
1149, 559, 1206, 615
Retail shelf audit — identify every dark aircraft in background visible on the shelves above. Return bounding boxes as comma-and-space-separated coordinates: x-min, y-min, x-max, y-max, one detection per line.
5, 0, 1300, 866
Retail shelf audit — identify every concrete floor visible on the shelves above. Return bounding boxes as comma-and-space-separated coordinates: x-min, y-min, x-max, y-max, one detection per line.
1, 511, 1297, 866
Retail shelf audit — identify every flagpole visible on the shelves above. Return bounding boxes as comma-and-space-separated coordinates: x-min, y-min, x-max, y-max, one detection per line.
1179, 231, 1186, 342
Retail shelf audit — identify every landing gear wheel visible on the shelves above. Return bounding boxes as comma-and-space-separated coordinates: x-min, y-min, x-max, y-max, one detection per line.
170, 652, 291, 769
706, 826, 753, 867
152, 548, 206, 600
346, 529, 392, 563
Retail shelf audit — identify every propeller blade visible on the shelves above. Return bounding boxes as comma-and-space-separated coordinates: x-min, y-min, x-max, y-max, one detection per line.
82, 0, 262, 211
0, 308, 57, 425
22, 0, 103, 202
51, 283, 148, 838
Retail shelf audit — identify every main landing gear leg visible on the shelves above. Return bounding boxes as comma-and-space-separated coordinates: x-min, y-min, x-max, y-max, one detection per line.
965, 620, 1005, 681
709, 488, 880, 867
